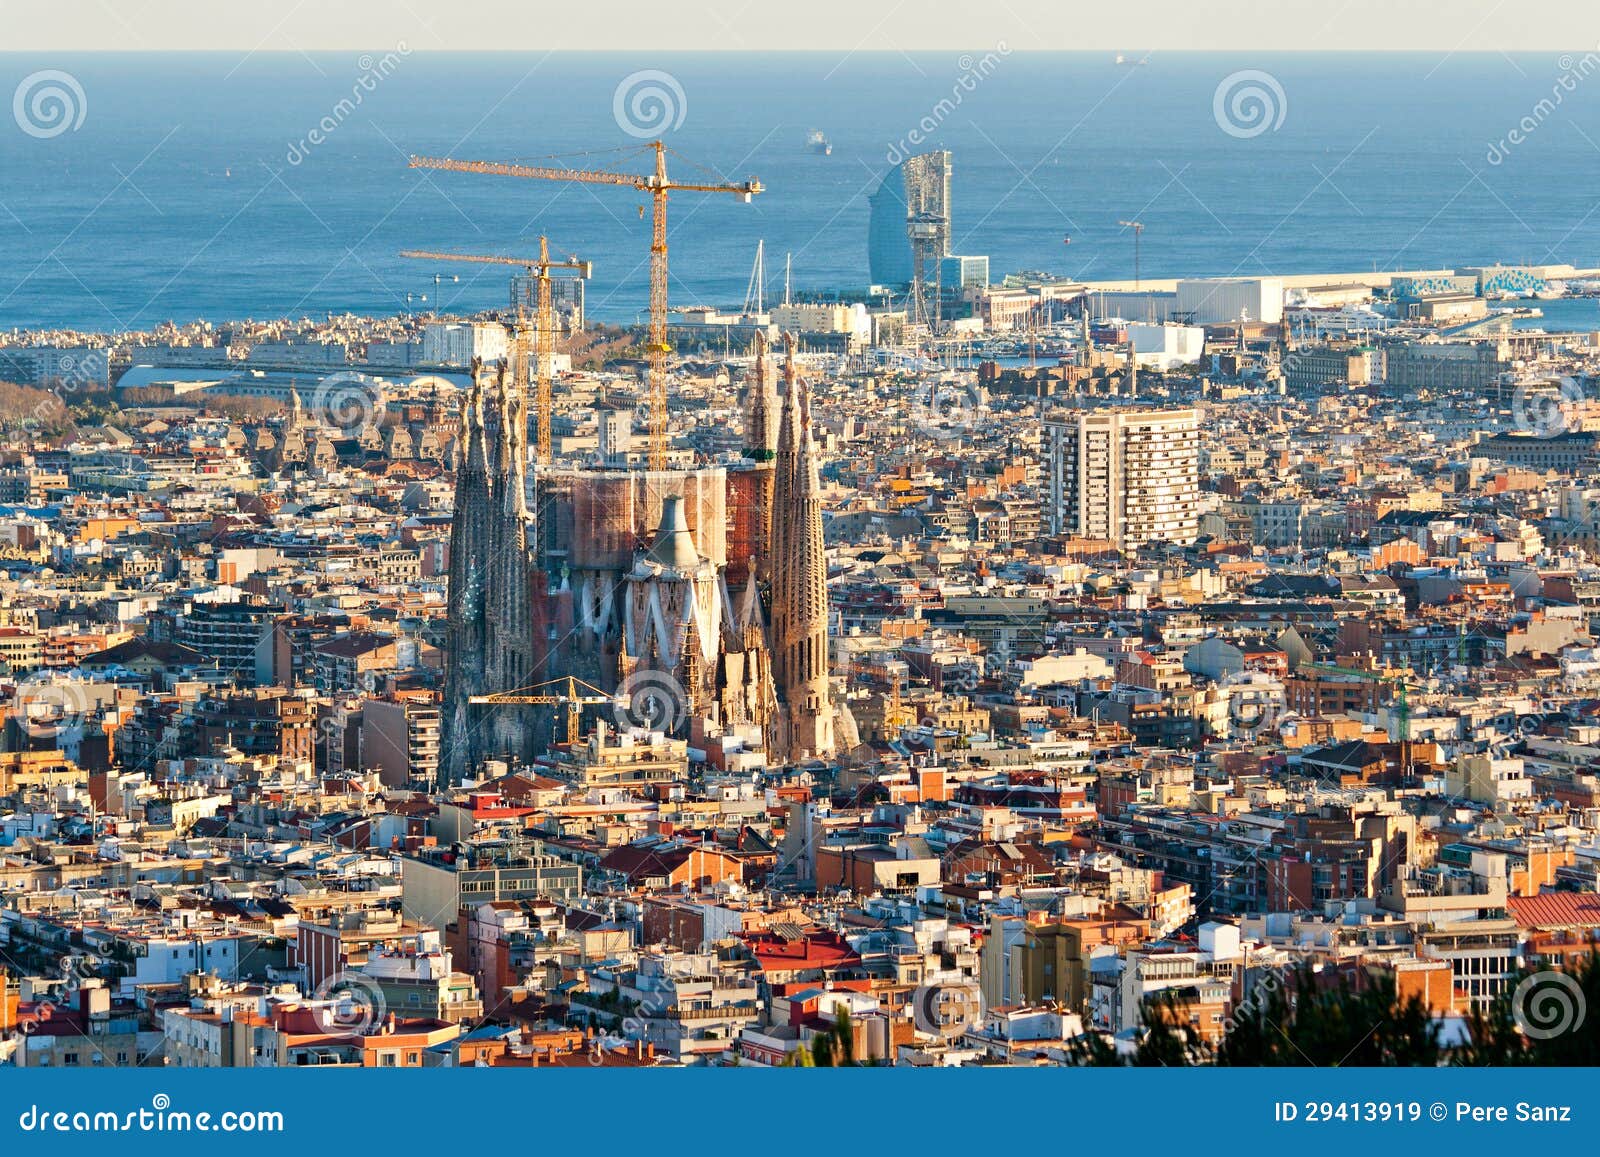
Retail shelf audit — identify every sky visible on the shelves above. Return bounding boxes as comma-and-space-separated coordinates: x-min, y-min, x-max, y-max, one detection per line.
0, 0, 1597, 52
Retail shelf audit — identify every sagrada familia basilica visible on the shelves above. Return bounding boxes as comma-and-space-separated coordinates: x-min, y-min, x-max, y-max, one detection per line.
439, 336, 852, 785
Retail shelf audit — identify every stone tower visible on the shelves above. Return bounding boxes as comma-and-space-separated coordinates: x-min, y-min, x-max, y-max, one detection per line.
486, 361, 537, 763
769, 335, 836, 762
439, 361, 494, 785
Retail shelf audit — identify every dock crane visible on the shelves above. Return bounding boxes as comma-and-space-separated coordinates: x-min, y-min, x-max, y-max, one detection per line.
468, 676, 617, 746
409, 142, 763, 471
399, 240, 591, 465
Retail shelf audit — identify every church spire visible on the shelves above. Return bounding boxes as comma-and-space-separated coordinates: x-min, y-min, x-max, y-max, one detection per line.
439, 359, 496, 785
744, 331, 780, 463
769, 332, 835, 763
486, 358, 536, 762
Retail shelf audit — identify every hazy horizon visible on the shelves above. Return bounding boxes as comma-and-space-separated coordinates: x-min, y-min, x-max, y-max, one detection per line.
2, 0, 1598, 53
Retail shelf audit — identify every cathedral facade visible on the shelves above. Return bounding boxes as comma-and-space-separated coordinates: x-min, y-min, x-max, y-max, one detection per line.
440, 337, 846, 785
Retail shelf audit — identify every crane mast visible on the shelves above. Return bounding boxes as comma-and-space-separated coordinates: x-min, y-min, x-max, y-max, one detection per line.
468, 676, 616, 746
399, 241, 590, 465
410, 141, 762, 472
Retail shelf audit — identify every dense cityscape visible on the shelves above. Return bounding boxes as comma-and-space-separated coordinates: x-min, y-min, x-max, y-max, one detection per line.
4, 106, 1600, 1071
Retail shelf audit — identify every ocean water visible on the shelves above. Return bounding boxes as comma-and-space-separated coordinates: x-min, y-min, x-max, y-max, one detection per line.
1, 50, 1599, 333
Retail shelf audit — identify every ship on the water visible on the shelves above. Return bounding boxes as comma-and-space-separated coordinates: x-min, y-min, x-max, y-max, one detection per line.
806, 129, 832, 155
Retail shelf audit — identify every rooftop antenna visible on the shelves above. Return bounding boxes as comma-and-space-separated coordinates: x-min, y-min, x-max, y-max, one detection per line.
785, 252, 792, 307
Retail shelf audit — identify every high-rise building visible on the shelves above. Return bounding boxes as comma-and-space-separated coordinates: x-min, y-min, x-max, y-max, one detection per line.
1045, 408, 1201, 549
866, 150, 952, 304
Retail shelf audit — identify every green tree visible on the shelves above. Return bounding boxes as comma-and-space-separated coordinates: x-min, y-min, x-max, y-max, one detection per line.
1076, 966, 1444, 1067
811, 1031, 835, 1067
1458, 952, 1600, 1066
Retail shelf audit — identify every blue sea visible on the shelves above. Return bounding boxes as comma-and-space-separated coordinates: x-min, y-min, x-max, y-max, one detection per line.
1, 51, 1599, 333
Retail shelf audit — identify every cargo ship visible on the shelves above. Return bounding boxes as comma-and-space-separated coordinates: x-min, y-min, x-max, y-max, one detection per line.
806, 129, 832, 156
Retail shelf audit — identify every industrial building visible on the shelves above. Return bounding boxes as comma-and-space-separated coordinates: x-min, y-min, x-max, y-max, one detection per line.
1173, 278, 1285, 326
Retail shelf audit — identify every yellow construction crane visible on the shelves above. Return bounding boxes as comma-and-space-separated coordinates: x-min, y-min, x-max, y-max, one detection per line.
468, 676, 616, 746
399, 240, 591, 464
409, 142, 763, 471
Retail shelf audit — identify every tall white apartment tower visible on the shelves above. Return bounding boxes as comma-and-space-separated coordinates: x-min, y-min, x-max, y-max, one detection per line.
1045, 408, 1201, 548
